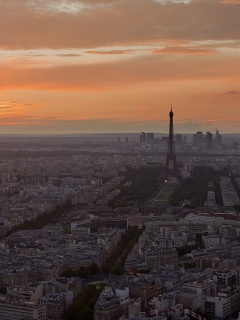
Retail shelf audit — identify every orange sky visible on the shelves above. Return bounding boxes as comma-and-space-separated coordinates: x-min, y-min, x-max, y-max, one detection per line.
0, 0, 240, 134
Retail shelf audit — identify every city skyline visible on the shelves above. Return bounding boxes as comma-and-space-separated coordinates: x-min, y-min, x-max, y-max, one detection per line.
0, 0, 240, 134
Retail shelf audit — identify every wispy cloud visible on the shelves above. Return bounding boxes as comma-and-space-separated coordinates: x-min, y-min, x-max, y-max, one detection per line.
206, 118, 236, 122
222, 0, 240, 4
57, 53, 82, 57
1, 0, 240, 49
86, 50, 134, 55
153, 46, 218, 55
225, 90, 240, 95
0, 101, 19, 110
27, 0, 92, 14
1, 52, 240, 91
0, 101, 36, 112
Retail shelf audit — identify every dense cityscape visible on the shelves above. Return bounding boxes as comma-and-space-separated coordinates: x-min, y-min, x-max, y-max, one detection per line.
0, 109, 239, 320
1, 0, 240, 319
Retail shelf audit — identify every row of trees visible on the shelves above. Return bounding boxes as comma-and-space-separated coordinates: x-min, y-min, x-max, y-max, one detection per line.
62, 263, 99, 278
63, 284, 105, 320
110, 226, 145, 275
109, 166, 162, 207
176, 242, 204, 257
3, 203, 73, 239
103, 225, 145, 274
62, 226, 145, 277
169, 166, 224, 207
63, 226, 145, 319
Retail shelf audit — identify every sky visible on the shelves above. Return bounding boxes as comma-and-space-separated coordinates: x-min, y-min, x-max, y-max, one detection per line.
0, 0, 240, 134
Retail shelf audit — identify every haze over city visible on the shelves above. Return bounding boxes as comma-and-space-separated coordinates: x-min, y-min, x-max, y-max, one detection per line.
3, 2, 240, 319
0, 0, 240, 134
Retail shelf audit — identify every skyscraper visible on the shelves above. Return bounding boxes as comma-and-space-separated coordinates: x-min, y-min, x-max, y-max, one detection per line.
205, 131, 213, 150
193, 131, 204, 149
175, 134, 182, 150
147, 133, 154, 142
142, 132, 147, 143
214, 130, 222, 148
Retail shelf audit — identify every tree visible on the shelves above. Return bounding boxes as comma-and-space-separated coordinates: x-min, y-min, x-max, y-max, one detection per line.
79, 306, 92, 320
89, 262, 99, 275
62, 269, 76, 278
169, 166, 223, 206
78, 266, 90, 278
63, 304, 80, 320
63, 284, 103, 320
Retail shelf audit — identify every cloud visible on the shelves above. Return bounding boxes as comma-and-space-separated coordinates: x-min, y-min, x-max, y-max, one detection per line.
225, 90, 240, 95
0, 115, 234, 134
0, 116, 129, 134
0, 115, 112, 123
85, 50, 134, 55
206, 118, 236, 122
0, 106, 17, 110
222, 0, 240, 4
1, 51, 240, 91
0, 100, 36, 111
57, 53, 82, 57
153, 46, 218, 55
0, 0, 240, 49
0, 101, 19, 110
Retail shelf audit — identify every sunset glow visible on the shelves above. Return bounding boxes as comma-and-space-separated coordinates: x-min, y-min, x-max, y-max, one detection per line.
0, 0, 240, 134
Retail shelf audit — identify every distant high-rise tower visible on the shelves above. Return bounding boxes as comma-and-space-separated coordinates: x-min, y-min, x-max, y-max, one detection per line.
214, 130, 222, 148
142, 132, 147, 143
205, 131, 213, 150
175, 134, 183, 151
193, 131, 204, 149
147, 133, 154, 142
160, 106, 183, 183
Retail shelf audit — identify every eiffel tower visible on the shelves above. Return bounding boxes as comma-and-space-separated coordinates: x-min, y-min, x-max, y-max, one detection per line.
160, 106, 183, 184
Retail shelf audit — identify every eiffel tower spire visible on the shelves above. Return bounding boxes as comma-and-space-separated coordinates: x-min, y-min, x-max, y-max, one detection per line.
160, 106, 183, 183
